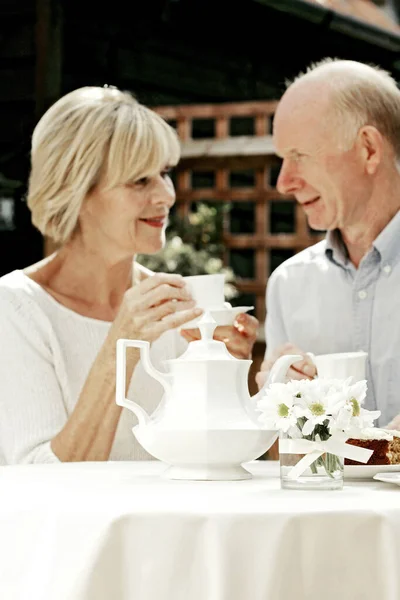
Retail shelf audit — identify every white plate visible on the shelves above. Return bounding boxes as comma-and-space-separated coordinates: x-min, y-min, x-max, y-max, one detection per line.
373, 472, 400, 486
344, 464, 400, 480
180, 306, 254, 329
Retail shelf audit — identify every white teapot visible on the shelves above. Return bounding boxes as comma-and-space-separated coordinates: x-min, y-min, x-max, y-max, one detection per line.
116, 312, 301, 480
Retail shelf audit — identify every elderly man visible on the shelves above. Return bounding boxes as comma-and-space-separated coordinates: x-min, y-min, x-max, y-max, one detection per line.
256, 58, 400, 428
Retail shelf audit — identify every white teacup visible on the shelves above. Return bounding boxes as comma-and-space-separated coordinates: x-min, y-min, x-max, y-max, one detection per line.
310, 351, 368, 381
184, 274, 226, 310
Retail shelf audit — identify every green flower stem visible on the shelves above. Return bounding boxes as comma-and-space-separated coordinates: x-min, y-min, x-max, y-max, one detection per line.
290, 419, 343, 479
320, 453, 343, 478
309, 425, 318, 474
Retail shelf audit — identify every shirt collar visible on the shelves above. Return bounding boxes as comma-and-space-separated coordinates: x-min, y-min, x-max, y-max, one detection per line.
325, 229, 349, 268
373, 209, 400, 266
325, 209, 400, 269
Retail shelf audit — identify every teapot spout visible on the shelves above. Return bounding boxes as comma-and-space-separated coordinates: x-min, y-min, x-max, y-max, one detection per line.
251, 354, 303, 405
116, 339, 172, 427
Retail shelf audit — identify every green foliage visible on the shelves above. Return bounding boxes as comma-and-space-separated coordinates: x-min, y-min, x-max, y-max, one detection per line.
0, 172, 23, 194
138, 203, 238, 300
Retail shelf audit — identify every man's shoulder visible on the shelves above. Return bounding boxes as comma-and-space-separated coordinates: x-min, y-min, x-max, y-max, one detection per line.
273, 240, 328, 278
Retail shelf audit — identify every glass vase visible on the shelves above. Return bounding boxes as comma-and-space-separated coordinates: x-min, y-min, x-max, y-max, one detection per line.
279, 432, 344, 491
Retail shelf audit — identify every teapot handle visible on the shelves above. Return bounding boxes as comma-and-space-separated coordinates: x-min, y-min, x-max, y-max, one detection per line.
116, 339, 172, 427
306, 352, 317, 376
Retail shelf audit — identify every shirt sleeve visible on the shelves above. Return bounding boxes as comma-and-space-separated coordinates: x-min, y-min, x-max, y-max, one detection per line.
0, 290, 64, 464
264, 269, 289, 359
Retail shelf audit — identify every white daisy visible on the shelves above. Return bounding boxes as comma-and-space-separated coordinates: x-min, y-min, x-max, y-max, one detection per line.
328, 379, 379, 433
257, 383, 298, 432
288, 379, 335, 436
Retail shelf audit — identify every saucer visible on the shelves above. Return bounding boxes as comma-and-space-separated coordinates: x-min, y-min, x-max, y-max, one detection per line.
180, 306, 254, 330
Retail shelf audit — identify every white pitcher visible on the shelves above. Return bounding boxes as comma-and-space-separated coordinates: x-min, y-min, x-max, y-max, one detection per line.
116, 312, 301, 480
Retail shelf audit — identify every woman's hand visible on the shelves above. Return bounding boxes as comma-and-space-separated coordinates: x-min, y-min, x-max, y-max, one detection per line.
115, 273, 203, 342
181, 313, 259, 359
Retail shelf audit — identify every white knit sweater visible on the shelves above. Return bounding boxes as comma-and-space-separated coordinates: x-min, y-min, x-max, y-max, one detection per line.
0, 270, 187, 464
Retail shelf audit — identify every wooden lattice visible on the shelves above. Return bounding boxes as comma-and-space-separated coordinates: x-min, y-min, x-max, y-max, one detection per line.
155, 101, 324, 324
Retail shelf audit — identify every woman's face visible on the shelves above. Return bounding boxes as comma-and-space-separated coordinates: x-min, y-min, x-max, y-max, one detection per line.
80, 167, 176, 257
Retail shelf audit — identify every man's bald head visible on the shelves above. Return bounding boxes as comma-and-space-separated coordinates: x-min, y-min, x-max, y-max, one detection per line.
277, 58, 400, 161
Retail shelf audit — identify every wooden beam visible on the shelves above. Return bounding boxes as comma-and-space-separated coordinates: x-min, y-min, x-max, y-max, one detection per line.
177, 154, 277, 171
177, 117, 191, 141
176, 189, 293, 202
215, 116, 229, 138
223, 233, 324, 249
154, 101, 279, 120
35, 0, 63, 119
180, 135, 276, 159
234, 281, 266, 294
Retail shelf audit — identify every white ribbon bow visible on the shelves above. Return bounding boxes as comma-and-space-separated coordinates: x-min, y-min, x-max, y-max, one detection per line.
279, 436, 373, 480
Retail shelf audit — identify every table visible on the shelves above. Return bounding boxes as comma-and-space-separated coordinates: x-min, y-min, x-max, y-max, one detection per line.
0, 460, 399, 600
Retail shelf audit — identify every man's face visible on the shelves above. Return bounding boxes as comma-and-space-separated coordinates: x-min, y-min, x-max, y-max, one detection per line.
273, 86, 368, 232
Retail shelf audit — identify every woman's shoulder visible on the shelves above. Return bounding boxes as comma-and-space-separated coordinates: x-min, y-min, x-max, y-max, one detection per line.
0, 270, 59, 366
0, 269, 33, 302
0, 269, 50, 322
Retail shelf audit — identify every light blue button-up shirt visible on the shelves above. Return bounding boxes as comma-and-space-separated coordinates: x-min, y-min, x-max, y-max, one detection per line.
265, 210, 400, 426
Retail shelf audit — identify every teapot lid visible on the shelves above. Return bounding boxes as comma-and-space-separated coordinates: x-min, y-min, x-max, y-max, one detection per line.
168, 311, 240, 362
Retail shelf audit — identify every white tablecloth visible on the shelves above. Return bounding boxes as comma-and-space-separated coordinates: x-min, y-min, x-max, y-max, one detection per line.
0, 460, 399, 600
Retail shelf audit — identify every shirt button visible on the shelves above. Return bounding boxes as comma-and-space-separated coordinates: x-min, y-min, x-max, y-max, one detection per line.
383, 265, 392, 274
358, 290, 367, 300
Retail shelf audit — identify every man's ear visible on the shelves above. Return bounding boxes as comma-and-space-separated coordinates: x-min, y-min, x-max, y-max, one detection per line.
358, 125, 383, 175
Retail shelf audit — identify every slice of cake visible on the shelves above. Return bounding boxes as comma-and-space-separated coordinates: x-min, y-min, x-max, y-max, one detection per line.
345, 428, 400, 466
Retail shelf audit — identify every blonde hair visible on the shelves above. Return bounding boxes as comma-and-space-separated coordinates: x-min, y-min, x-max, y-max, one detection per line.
27, 86, 180, 243
290, 58, 400, 160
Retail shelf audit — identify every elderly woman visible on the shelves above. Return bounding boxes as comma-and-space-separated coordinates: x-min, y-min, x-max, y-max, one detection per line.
0, 86, 258, 464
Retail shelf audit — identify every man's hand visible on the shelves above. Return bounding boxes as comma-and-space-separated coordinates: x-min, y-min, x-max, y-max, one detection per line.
385, 414, 400, 430
255, 342, 317, 389
181, 313, 258, 359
